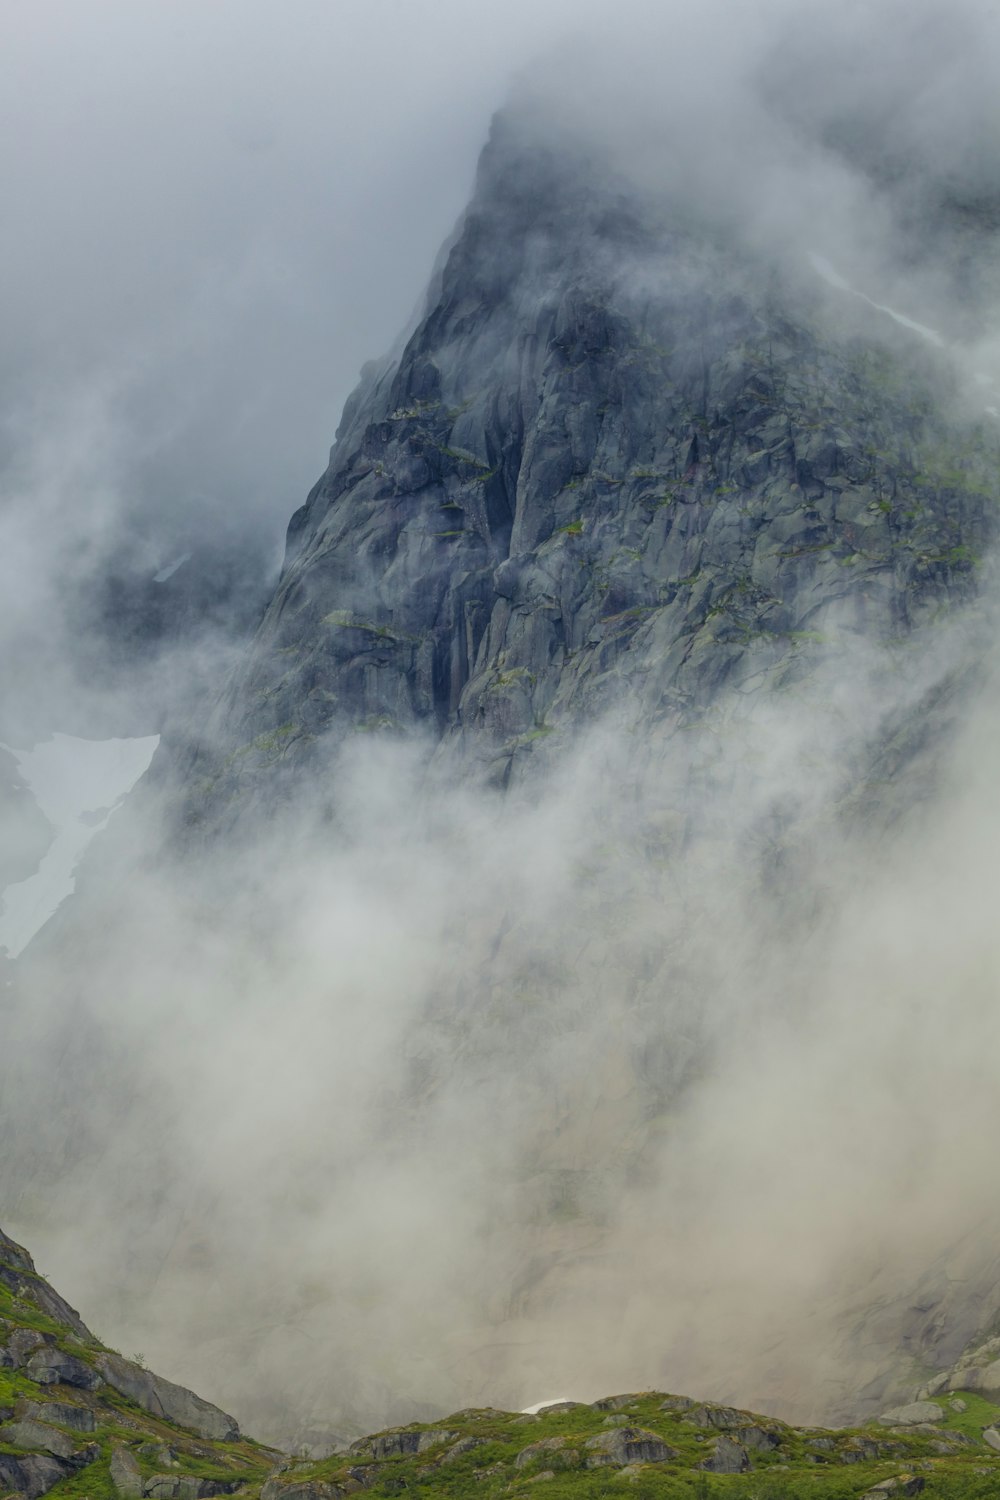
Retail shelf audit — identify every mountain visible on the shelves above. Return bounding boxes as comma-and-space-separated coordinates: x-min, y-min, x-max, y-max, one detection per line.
5, 98, 1000, 1447
178, 111, 998, 823
0, 1224, 275, 1498
7, 1221, 1000, 1500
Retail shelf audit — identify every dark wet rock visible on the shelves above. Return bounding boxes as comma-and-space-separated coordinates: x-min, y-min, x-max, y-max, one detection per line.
369, 1428, 455, 1460
143, 1475, 240, 1498
687, 1404, 745, 1430
737, 1423, 782, 1451
177, 114, 998, 830
0, 1450, 75, 1499
3, 1328, 46, 1367
16, 1399, 95, 1433
592, 1394, 644, 1411
25, 1348, 101, 1391
861, 1478, 925, 1499
841, 1438, 903, 1464
0, 1420, 80, 1461
585, 1426, 677, 1467
261, 1480, 346, 1500
441, 1435, 490, 1462
515, 1436, 570, 1469
698, 1436, 751, 1473
344, 1467, 378, 1490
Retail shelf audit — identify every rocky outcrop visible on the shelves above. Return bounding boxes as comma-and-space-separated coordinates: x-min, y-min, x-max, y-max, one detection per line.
181, 113, 999, 823
95, 1352, 240, 1443
0, 1228, 92, 1341
0, 1224, 268, 1499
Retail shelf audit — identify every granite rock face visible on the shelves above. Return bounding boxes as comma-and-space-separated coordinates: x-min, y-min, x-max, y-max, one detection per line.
182, 114, 998, 822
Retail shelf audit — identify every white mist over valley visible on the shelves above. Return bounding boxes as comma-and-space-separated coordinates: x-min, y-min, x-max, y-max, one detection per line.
3, 0, 1000, 1472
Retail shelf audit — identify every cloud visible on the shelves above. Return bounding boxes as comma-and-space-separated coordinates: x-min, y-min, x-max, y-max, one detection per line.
2, 0, 1000, 1454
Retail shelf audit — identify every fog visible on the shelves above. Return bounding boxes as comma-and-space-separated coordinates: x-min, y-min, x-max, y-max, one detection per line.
3, 0, 1000, 1455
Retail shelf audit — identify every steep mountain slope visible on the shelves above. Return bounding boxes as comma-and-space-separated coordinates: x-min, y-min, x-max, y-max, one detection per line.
181, 113, 998, 821
6, 102, 1000, 1448
0, 1226, 274, 1499
9, 1222, 1000, 1500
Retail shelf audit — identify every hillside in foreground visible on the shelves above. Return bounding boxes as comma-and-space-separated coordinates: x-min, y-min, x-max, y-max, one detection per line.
6, 1225, 1000, 1500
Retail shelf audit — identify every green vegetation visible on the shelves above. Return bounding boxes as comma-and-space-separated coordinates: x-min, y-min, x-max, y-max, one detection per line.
0, 1244, 274, 1500
8, 1234, 1000, 1500
262, 1390, 1000, 1500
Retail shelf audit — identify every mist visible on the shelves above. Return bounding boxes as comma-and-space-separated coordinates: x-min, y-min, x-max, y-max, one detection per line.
3, 0, 1000, 1457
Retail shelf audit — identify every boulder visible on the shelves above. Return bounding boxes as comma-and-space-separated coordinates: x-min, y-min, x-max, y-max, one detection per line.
0, 1450, 74, 1500
950, 1361, 1000, 1398
25, 1348, 101, 1390
110, 1447, 144, 1498
15, 1399, 95, 1432
95, 1353, 239, 1442
877, 1403, 943, 1426
441, 1436, 489, 1463
982, 1426, 1000, 1452
585, 1427, 677, 1467
698, 1437, 751, 1474
369, 1428, 454, 1460
261, 1481, 345, 1500
4, 1329, 46, 1367
0, 1420, 79, 1461
687, 1405, 744, 1429
737, 1424, 781, 1452
515, 1437, 568, 1469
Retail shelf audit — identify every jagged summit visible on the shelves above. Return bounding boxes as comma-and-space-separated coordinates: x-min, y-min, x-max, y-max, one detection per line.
7, 96, 1000, 1454
175, 106, 997, 826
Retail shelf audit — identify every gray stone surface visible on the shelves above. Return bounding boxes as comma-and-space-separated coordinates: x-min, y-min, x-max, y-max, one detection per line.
878, 1402, 944, 1426
698, 1436, 751, 1473
16, 1399, 95, 1433
178, 118, 997, 830
515, 1436, 568, 1469
0, 1420, 79, 1461
95, 1353, 240, 1443
25, 1348, 101, 1391
585, 1426, 677, 1466
110, 1446, 144, 1498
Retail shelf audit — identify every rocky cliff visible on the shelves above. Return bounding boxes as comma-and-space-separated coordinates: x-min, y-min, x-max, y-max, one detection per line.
179, 112, 999, 823
5, 103, 1000, 1449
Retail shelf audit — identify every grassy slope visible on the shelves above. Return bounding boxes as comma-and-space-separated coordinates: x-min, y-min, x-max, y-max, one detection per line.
0, 1274, 276, 1500
5, 1240, 1000, 1500
262, 1391, 1000, 1500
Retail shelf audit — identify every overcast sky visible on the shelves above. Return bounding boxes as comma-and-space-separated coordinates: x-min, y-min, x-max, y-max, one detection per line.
4, 0, 999, 746
0, 0, 616, 739
0, 1, 614, 550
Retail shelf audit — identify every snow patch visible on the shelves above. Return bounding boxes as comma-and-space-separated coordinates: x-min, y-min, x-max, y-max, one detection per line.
0, 733, 159, 957
521, 1398, 578, 1414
